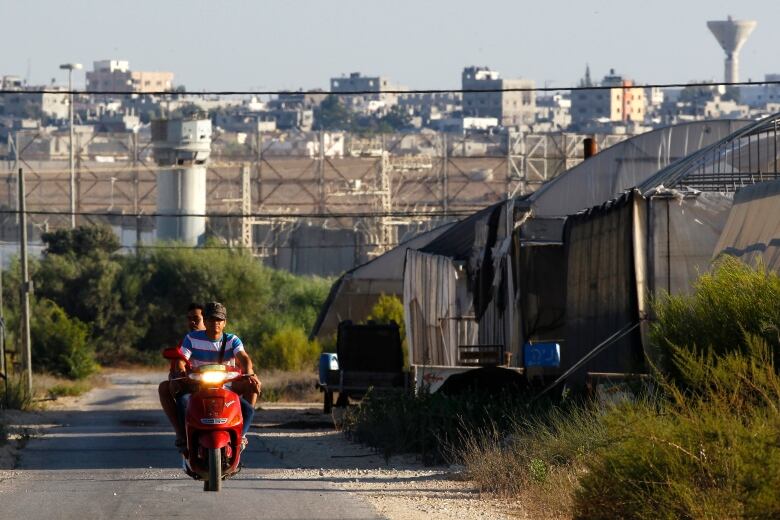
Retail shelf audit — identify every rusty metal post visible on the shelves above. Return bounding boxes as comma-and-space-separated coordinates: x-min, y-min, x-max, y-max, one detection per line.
583, 136, 598, 159
18, 168, 32, 396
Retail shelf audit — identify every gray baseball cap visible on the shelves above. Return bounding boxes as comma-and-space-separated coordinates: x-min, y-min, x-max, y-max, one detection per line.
204, 301, 227, 320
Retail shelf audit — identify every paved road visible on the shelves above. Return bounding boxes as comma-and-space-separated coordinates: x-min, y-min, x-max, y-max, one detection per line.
0, 372, 381, 520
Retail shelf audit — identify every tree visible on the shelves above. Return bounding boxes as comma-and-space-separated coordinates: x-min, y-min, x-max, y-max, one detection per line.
314, 95, 353, 130
379, 106, 413, 131
42, 226, 121, 256
366, 294, 408, 366
31, 299, 97, 379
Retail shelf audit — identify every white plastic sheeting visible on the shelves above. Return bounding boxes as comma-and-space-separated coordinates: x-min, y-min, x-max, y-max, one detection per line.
311, 223, 454, 339
649, 192, 733, 295
714, 180, 780, 271
526, 120, 748, 218
401, 120, 758, 375
403, 250, 477, 366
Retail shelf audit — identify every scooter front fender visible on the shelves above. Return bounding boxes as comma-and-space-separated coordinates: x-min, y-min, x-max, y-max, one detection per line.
198, 430, 231, 449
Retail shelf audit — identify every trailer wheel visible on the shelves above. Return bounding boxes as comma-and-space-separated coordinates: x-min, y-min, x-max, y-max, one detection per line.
323, 390, 333, 414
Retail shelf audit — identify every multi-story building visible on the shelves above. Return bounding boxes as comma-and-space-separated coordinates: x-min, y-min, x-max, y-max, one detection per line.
86, 60, 174, 93
330, 72, 406, 113
272, 90, 328, 109
535, 93, 571, 130
397, 92, 461, 126
740, 74, 780, 107
571, 69, 646, 128
461, 66, 535, 127
0, 76, 69, 120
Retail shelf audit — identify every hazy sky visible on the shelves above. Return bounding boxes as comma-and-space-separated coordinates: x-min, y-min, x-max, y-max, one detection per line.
1, 0, 778, 92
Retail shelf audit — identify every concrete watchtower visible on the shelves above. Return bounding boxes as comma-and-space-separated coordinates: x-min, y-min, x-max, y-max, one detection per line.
151, 117, 212, 245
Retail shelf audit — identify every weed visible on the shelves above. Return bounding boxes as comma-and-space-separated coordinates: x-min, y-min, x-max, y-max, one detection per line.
47, 381, 91, 398
574, 335, 780, 519
0, 420, 7, 446
343, 388, 532, 464
0, 374, 32, 410
257, 370, 319, 403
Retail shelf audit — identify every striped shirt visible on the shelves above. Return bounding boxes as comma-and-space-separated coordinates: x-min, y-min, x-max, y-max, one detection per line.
180, 330, 245, 369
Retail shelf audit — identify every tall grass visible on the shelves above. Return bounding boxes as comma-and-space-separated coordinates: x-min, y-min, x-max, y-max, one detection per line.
650, 256, 780, 378
459, 403, 609, 517
574, 335, 780, 519
0, 374, 33, 410
342, 389, 529, 463
456, 258, 780, 517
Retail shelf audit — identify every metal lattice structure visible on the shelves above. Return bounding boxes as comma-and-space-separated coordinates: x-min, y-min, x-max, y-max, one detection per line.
640, 113, 780, 193
3, 128, 629, 273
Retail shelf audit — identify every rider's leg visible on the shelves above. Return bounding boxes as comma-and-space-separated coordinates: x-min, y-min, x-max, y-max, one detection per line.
238, 396, 255, 438
158, 381, 184, 440
175, 392, 191, 444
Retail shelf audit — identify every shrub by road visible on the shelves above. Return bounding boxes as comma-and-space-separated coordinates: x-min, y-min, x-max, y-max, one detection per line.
347, 258, 780, 518
1, 225, 330, 384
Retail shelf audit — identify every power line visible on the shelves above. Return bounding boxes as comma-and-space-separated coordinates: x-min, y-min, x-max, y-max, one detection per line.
120, 243, 386, 251
0, 208, 475, 219
2, 79, 780, 97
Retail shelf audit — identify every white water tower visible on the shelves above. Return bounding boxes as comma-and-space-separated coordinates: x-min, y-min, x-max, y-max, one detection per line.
151, 117, 212, 245
707, 16, 757, 84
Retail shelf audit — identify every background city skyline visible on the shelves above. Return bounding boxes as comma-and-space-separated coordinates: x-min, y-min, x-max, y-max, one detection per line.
1, 0, 778, 92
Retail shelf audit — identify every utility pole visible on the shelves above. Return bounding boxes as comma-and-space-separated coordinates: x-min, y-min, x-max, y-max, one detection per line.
0, 260, 5, 390
60, 63, 82, 229
318, 131, 325, 214
12, 132, 19, 224
0, 258, 6, 408
441, 132, 449, 215
131, 131, 142, 255
18, 168, 32, 396
241, 163, 252, 250
506, 131, 512, 199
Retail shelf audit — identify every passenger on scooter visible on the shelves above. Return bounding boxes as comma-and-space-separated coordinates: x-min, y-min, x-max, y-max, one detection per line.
159, 302, 205, 450
176, 301, 262, 452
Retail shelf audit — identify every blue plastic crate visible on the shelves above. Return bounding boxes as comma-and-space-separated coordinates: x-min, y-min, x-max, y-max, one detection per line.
524, 342, 561, 368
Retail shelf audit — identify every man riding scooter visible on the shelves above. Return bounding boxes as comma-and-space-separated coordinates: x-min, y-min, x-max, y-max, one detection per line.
175, 302, 262, 451
159, 303, 205, 450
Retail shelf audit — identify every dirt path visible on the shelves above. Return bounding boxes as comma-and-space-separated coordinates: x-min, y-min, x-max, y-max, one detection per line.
252, 403, 525, 519
1, 370, 526, 519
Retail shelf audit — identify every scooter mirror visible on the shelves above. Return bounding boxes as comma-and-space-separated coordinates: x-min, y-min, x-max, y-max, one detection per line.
162, 347, 186, 361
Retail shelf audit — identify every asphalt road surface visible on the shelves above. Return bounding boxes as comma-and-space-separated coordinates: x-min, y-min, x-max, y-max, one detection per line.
0, 372, 381, 520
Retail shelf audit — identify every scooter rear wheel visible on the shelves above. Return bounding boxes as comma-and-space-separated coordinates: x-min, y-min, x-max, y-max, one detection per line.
206, 448, 222, 491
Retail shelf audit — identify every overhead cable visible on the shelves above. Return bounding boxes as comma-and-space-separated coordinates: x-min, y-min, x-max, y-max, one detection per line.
2, 79, 780, 97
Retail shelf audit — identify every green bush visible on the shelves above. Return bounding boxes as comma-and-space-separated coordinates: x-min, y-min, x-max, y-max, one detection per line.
574, 335, 780, 519
31, 299, 97, 380
12, 225, 332, 365
365, 294, 408, 366
48, 380, 92, 398
453, 258, 780, 517
0, 373, 33, 410
343, 389, 531, 463
650, 255, 780, 377
256, 325, 320, 371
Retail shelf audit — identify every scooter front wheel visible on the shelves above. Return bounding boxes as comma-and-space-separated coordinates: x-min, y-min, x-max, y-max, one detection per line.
206, 448, 222, 491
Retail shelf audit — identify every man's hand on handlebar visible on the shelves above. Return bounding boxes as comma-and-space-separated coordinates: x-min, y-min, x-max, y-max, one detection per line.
245, 373, 262, 395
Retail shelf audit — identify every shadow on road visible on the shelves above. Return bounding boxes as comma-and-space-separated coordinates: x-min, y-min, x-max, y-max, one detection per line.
16, 406, 340, 473
17, 408, 192, 471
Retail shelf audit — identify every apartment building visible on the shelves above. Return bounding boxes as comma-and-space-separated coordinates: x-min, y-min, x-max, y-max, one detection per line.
461, 66, 536, 127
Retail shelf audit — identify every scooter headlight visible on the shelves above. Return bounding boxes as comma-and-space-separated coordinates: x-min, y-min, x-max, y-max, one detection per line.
200, 371, 228, 384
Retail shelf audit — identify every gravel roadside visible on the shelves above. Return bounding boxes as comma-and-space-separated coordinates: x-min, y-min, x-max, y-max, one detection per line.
1, 371, 528, 519
254, 403, 527, 519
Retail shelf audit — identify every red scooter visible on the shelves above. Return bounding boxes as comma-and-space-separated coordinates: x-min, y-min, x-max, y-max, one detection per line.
163, 348, 246, 491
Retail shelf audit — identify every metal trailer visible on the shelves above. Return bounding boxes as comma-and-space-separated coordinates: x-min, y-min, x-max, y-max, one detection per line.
317, 321, 407, 413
